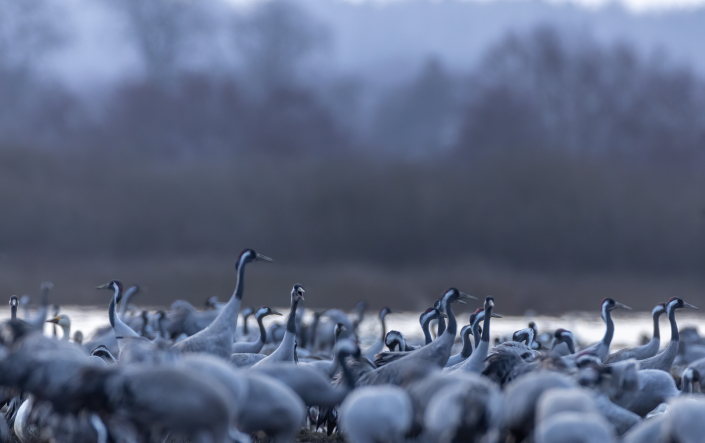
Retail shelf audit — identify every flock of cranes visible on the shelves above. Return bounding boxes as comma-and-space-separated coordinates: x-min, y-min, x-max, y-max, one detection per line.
0, 248, 704, 442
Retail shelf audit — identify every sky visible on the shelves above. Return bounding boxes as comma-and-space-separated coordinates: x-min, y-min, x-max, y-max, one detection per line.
261, 0, 705, 13
544, 0, 705, 12
45, 0, 705, 93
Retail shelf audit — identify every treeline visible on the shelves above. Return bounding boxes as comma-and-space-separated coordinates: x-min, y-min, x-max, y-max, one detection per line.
1, 1, 705, 307
2, 2, 704, 163
1, 147, 704, 276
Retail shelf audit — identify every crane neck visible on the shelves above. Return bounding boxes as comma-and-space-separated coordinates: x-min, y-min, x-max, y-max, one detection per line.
210, 259, 249, 334
109, 285, 138, 339
652, 310, 663, 340
119, 288, 135, 319
460, 328, 474, 358
108, 287, 120, 328
286, 299, 300, 334
437, 315, 446, 337
481, 304, 492, 343
337, 349, 356, 390
421, 317, 434, 345
601, 306, 614, 347
377, 312, 388, 344
10, 305, 16, 321
157, 316, 167, 339
242, 312, 252, 335
140, 315, 149, 336
667, 304, 678, 343
473, 320, 482, 348
443, 297, 457, 337
256, 315, 268, 343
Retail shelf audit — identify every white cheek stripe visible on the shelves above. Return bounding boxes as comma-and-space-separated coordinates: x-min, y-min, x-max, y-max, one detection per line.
667, 300, 678, 313
238, 254, 248, 270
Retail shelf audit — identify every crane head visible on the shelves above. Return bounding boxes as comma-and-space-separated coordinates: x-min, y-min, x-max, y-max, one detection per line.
651, 303, 666, 317
255, 306, 282, 319
666, 297, 698, 312
380, 306, 401, 318
291, 284, 305, 302
334, 322, 346, 339
235, 249, 273, 271
96, 280, 122, 292
419, 307, 445, 326
439, 288, 477, 306
484, 296, 495, 311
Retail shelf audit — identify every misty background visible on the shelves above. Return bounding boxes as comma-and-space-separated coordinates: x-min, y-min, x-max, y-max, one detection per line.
1, 0, 704, 314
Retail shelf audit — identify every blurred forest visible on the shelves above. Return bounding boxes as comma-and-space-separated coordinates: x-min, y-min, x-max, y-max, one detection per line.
1, 0, 704, 313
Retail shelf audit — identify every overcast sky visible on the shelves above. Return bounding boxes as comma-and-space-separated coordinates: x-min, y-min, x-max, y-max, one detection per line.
44, 0, 705, 92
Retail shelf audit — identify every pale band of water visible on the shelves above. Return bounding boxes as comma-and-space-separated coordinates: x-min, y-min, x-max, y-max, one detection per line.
3, 306, 701, 351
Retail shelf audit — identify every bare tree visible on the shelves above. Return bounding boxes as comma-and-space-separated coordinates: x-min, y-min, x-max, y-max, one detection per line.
235, 0, 329, 94
0, 0, 73, 145
109, 0, 215, 85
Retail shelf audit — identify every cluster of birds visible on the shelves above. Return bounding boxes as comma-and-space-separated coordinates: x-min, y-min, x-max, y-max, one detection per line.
1, 248, 705, 443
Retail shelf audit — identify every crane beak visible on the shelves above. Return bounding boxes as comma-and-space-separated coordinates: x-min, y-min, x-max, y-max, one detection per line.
458, 292, 477, 304
615, 302, 632, 311
271, 310, 283, 316
683, 302, 699, 310
255, 253, 274, 263
491, 313, 503, 318
96, 283, 111, 290
46, 317, 60, 324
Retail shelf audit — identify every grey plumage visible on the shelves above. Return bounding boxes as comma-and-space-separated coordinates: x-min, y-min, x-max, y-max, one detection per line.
637, 297, 698, 371
339, 386, 412, 443
535, 412, 616, 443
232, 307, 282, 354
172, 249, 272, 359
252, 284, 304, 368
502, 371, 577, 440
235, 372, 306, 442
166, 300, 220, 337
230, 352, 267, 368
362, 307, 396, 361
580, 298, 631, 362
603, 304, 665, 364
420, 372, 504, 443
357, 289, 475, 387
254, 340, 361, 408
447, 297, 497, 374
